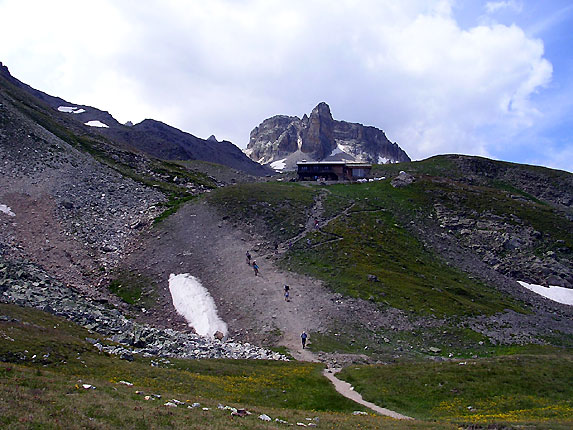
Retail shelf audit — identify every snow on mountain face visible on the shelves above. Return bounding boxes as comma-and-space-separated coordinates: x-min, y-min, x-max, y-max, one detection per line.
58, 106, 86, 114
245, 102, 410, 170
270, 158, 286, 171
517, 281, 573, 306
85, 120, 109, 128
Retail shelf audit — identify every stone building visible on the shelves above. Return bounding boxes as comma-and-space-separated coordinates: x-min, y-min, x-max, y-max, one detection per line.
297, 161, 372, 181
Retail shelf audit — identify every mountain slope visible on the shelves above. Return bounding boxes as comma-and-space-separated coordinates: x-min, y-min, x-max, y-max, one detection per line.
195, 157, 572, 357
102, 118, 272, 176
0, 61, 271, 176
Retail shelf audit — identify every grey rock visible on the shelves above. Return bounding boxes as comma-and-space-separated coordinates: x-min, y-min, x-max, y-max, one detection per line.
245, 102, 410, 169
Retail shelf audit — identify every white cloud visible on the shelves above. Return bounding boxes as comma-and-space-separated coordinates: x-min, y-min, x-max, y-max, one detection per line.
485, 1, 523, 15
0, 0, 559, 164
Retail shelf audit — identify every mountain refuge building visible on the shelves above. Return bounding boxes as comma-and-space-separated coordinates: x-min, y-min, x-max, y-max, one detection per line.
297, 161, 372, 181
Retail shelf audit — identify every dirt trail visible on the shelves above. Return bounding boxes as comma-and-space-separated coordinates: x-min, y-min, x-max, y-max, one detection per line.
122, 194, 413, 418
323, 369, 413, 419
129, 197, 342, 354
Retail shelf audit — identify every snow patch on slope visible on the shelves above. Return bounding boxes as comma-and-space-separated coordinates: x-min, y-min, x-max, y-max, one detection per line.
330, 145, 345, 157
271, 158, 286, 171
517, 281, 573, 306
85, 120, 109, 128
0, 204, 15, 217
58, 106, 77, 113
378, 156, 389, 164
58, 106, 86, 114
168, 273, 228, 337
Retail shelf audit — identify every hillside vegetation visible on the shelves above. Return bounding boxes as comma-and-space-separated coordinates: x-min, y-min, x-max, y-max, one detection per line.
0, 303, 451, 430
207, 155, 570, 317
338, 353, 573, 427
3, 61, 572, 429
205, 156, 572, 361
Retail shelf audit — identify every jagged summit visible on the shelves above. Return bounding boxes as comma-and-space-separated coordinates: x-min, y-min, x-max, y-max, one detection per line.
244, 102, 411, 170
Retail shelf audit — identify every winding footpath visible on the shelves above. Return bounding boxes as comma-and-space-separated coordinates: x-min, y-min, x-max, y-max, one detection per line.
323, 368, 413, 420
273, 190, 413, 420
137, 189, 413, 420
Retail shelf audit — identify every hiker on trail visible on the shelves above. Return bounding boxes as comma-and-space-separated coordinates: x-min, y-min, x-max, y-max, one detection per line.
301, 331, 308, 349
284, 284, 290, 302
252, 260, 259, 276
314, 218, 319, 229
246, 250, 251, 265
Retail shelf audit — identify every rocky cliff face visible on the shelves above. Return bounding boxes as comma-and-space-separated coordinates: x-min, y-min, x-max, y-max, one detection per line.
245, 102, 411, 169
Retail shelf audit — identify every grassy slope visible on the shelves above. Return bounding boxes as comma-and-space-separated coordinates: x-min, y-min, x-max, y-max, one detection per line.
338, 353, 573, 427
284, 179, 523, 316
208, 156, 572, 319
0, 303, 454, 429
208, 174, 526, 317
208, 182, 316, 241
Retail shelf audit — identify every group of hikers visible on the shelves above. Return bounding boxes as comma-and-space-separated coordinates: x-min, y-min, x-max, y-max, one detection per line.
245, 249, 308, 349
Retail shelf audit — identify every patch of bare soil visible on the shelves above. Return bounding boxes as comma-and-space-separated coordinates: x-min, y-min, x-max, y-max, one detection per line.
124, 198, 340, 358
1, 189, 102, 299
123, 195, 422, 367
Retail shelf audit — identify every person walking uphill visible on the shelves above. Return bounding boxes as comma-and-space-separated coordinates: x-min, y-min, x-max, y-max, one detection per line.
284, 284, 290, 302
245, 250, 251, 265
252, 260, 259, 276
301, 331, 308, 349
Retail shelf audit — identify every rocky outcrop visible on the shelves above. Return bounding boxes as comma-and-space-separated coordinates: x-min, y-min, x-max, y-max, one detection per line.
433, 202, 572, 289
449, 155, 573, 218
0, 258, 287, 361
245, 102, 410, 170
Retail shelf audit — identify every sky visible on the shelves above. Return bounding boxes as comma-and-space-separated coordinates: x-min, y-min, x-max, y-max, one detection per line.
0, 0, 572, 171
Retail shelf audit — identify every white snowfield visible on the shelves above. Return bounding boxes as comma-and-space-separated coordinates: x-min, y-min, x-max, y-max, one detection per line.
330, 145, 345, 157
58, 106, 86, 114
270, 158, 286, 171
168, 273, 228, 337
58, 106, 76, 113
518, 281, 573, 306
84, 120, 109, 128
0, 204, 15, 217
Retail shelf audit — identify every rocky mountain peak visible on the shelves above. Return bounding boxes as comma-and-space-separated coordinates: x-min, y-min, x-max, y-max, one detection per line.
311, 101, 333, 120
245, 102, 410, 170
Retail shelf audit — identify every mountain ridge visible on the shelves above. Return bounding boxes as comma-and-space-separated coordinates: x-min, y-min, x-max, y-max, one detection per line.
0, 61, 271, 176
245, 102, 411, 170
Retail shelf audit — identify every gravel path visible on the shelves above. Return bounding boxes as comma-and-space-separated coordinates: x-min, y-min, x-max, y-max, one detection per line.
126, 198, 343, 354
323, 368, 413, 420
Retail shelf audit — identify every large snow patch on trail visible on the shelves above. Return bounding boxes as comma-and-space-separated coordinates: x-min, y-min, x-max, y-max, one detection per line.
168, 273, 228, 337
517, 281, 573, 306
